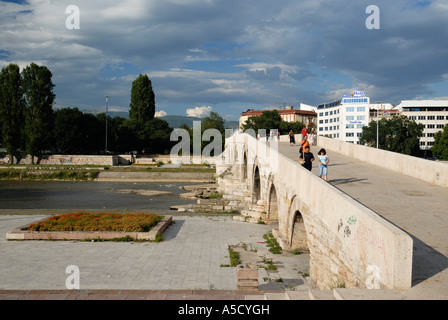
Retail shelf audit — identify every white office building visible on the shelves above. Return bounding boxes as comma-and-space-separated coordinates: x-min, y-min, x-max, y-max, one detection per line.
396, 100, 448, 150
317, 92, 370, 144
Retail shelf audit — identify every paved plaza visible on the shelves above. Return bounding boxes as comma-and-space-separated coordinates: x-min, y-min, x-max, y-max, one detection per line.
0, 214, 309, 294
1, 140, 448, 300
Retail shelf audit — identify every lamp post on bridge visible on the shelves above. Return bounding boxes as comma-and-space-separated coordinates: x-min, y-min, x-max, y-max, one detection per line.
376, 101, 382, 149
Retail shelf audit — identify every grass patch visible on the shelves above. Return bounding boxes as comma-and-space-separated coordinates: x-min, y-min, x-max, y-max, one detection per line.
263, 232, 282, 254
0, 169, 100, 181
208, 192, 223, 199
228, 246, 241, 267
258, 256, 277, 270
26, 212, 162, 232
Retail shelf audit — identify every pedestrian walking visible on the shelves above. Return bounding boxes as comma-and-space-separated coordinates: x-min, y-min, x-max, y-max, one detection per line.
317, 148, 329, 181
299, 145, 314, 171
289, 130, 295, 146
301, 127, 308, 137
309, 130, 315, 146
299, 134, 310, 154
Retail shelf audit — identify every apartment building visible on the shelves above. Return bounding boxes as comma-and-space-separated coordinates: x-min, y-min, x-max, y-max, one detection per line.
317, 92, 370, 144
396, 100, 448, 150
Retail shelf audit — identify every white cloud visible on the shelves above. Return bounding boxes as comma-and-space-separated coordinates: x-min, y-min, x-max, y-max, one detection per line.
1, 0, 447, 117
186, 106, 212, 118
155, 110, 167, 117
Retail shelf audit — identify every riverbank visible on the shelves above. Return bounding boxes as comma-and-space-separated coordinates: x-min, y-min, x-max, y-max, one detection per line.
0, 166, 215, 183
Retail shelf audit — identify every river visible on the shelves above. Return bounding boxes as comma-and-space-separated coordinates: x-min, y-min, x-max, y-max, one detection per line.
0, 180, 197, 211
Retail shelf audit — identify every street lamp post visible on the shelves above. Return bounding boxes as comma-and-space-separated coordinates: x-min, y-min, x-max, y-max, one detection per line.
376, 101, 382, 149
105, 96, 110, 154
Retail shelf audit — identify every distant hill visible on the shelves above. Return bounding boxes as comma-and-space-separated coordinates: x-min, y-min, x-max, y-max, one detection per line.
81, 110, 239, 129
160, 115, 239, 130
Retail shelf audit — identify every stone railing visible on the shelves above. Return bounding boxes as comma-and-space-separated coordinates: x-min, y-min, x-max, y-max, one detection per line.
317, 136, 448, 188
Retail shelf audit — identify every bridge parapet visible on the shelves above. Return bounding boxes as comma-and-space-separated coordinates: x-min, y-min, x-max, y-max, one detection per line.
218, 131, 413, 290
317, 136, 448, 188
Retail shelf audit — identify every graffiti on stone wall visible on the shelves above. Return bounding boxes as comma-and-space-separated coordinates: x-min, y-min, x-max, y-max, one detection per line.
337, 217, 390, 282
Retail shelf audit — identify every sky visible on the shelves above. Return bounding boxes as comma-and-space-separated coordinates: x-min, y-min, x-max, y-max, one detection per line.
1, 0, 448, 121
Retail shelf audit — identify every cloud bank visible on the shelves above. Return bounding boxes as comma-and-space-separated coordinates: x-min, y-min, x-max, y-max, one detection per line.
0, 0, 447, 119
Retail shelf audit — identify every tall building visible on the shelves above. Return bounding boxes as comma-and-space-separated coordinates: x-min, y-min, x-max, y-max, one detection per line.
317, 91, 370, 144
396, 100, 448, 150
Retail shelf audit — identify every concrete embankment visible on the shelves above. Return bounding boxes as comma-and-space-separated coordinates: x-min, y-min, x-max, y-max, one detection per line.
97, 171, 215, 183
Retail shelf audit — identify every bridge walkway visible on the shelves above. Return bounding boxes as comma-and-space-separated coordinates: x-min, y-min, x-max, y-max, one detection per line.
278, 141, 448, 299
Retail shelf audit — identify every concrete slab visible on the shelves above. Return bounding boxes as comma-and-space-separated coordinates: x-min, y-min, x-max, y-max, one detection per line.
333, 288, 404, 300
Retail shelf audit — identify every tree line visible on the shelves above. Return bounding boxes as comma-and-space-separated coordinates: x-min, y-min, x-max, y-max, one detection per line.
359, 115, 448, 160
0, 63, 228, 164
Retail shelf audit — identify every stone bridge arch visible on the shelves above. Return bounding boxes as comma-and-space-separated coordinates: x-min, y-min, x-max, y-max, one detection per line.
218, 131, 413, 290
252, 164, 261, 204
288, 195, 310, 252
267, 182, 278, 221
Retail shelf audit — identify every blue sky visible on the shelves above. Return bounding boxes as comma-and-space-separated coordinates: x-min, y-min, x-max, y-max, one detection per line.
1, 0, 448, 120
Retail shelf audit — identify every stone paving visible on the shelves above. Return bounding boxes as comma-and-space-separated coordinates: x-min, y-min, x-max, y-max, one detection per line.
2, 141, 448, 300
0, 214, 310, 299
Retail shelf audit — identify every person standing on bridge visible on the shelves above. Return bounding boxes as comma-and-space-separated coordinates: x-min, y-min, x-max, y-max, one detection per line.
300, 145, 314, 171
301, 127, 308, 137
299, 134, 310, 154
289, 130, 295, 146
317, 148, 329, 181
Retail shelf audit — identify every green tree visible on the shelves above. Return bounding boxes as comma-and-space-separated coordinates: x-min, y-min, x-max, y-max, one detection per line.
202, 111, 225, 133
432, 125, 448, 160
129, 74, 156, 153
360, 115, 424, 156
241, 110, 305, 135
241, 110, 282, 133
141, 118, 173, 154
0, 64, 25, 163
22, 63, 56, 163
129, 74, 155, 126
201, 111, 226, 152
53, 107, 86, 154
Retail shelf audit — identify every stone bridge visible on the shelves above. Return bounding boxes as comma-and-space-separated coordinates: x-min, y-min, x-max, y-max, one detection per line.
216, 131, 448, 293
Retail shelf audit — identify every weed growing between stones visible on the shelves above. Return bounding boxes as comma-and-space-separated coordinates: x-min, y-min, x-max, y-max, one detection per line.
263, 232, 282, 254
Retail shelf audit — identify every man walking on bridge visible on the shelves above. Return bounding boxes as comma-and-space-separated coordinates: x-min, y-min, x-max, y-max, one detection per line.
299, 145, 315, 171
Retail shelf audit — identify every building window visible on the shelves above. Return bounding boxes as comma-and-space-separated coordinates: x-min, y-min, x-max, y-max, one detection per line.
357, 107, 365, 112
437, 124, 444, 129
437, 116, 445, 120
357, 116, 365, 120
428, 116, 435, 120
409, 116, 417, 120
427, 133, 435, 138
428, 124, 435, 129
346, 133, 354, 137
346, 107, 355, 112
346, 124, 354, 129
418, 116, 426, 120
357, 124, 365, 129
346, 116, 354, 121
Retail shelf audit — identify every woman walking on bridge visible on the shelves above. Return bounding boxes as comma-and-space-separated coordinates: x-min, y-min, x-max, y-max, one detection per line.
318, 148, 329, 181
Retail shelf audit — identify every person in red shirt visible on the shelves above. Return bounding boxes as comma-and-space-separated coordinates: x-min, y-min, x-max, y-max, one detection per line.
301, 127, 308, 137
